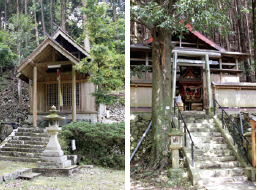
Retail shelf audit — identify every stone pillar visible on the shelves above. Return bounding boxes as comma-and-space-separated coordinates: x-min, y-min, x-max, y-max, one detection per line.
33, 65, 37, 127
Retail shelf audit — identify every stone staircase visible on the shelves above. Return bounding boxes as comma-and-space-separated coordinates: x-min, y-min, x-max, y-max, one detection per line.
0, 128, 49, 162
181, 111, 254, 190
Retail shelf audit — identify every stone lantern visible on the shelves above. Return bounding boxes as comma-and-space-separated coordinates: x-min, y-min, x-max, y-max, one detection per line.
37, 105, 71, 169
168, 128, 184, 168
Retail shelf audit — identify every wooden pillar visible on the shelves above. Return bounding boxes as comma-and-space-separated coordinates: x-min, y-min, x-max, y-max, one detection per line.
205, 54, 212, 110
72, 66, 76, 121
33, 65, 37, 127
236, 58, 239, 70
134, 85, 137, 108
171, 52, 178, 107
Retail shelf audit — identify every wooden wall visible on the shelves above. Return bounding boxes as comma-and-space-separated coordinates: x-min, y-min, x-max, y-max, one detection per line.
81, 82, 96, 111
214, 88, 256, 107
211, 73, 239, 82
130, 87, 152, 107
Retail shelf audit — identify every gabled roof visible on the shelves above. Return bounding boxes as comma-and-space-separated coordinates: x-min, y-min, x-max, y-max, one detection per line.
185, 24, 226, 52
52, 27, 90, 57
17, 28, 90, 82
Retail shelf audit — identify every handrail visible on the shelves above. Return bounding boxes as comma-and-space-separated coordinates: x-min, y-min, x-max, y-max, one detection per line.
130, 121, 152, 162
213, 98, 250, 165
174, 99, 194, 167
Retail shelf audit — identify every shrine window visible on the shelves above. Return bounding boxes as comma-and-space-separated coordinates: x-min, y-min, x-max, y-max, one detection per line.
46, 83, 80, 107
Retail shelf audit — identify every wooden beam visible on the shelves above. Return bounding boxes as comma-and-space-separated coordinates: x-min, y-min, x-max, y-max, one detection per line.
37, 67, 47, 77
46, 71, 72, 77
171, 52, 178, 107
33, 65, 37, 127
205, 54, 212, 111
72, 66, 76, 121
37, 61, 72, 67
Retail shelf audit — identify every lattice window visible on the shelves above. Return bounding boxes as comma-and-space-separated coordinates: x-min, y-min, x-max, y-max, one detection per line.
47, 84, 58, 107
47, 83, 80, 107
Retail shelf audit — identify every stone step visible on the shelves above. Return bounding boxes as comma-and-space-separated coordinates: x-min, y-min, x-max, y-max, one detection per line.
198, 167, 245, 178
195, 143, 229, 150
192, 136, 225, 144
182, 123, 215, 128
15, 132, 49, 138
1, 147, 45, 153
18, 128, 47, 133
197, 176, 248, 187
0, 151, 42, 158
0, 155, 41, 162
184, 119, 214, 123
194, 149, 233, 157
12, 136, 49, 142
4, 143, 46, 149
195, 155, 236, 162
203, 181, 256, 190
190, 132, 221, 137
8, 140, 48, 146
195, 160, 240, 169
18, 172, 42, 180
187, 127, 218, 133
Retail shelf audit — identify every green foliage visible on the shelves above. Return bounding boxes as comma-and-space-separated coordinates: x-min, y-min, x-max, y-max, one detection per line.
58, 121, 125, 169
130, 65, 150, 78
131, 0, 233, 38
74, 3, 125, 105
0, 31, 17, 71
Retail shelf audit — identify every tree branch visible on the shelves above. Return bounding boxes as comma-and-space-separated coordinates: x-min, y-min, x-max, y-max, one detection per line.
131, 35, 152, 48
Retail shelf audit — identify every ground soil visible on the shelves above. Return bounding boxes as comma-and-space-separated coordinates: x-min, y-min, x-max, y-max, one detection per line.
0, 161, 125, 190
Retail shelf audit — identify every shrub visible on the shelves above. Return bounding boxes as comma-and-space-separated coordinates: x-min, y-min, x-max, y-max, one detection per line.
58, 121, 125, 169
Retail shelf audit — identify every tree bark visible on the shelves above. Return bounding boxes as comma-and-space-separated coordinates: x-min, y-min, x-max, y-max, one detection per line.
253, 0, 256, 77
81, 0, 90, 52
236, 0, 252, 82
113, 0, 117, 22
50, 0, 53, 35
33, 0, 39, 46
149, 28, 172, 169
61, 0, 66, 30
41, 0, 46, 36
24, 0, 27, 14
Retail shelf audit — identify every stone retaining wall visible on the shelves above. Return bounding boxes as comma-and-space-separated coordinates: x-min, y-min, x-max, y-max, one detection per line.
107, 102, 125, 122
130, 114, 152, 163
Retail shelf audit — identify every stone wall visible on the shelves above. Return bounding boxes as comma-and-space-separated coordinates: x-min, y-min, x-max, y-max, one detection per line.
107, 102, 125, 122
130, 114, 152, 163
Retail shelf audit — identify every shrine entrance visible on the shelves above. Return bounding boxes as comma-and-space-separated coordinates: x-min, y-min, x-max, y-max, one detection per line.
178, 66, 203, 111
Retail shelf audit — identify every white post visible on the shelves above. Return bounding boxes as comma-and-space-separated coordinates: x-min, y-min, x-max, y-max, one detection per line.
205, 54, 212, 111
171, 52, 178, 107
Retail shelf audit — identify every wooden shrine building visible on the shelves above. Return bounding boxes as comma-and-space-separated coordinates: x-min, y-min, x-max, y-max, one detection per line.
17, 28, 97, 127
130, 24, 256, 111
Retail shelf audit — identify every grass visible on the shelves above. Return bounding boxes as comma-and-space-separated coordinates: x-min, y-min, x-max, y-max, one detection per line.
0, 161, 36, 176
0, 161, 125, 190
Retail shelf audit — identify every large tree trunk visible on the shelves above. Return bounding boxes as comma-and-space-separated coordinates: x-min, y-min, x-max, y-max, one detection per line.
81, 0, 90, 52
61, 0, 66, 30
50, 0, 53, 35
113, 0, 117, 22
41, 0, 46, 36
149, 28, 172, 169
236, 0, 252, 82
253, 0, 256, 78
33, 0, 39, 46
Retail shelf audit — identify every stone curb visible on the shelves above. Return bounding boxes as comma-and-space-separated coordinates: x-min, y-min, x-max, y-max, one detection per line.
0, 128, 18, 149
0, 168, 32, 182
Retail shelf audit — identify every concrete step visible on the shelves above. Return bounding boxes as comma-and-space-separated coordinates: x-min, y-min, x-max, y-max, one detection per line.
0, 151, 42, 158
8, 140, 48, 146
203, 181, 256, 190
195, 155, 236, 162
4, 143, 46, 149
18, 172, 42, 180
12, 136, 49, 142
192, 136, 225, 144
18, 128, 47, 133
15, 132, 49, 138
1, 147, 45, 153
198, 167, 245, 178
0, 155, 41, 162
183, 122, 216, 128
197, 176, 248, 187
195, 160, 240, 169
195, 143, 229, 150
194, 149, 233, 157
190, 132, 221, 137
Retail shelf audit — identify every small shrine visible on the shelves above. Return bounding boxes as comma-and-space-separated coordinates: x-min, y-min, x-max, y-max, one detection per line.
178, 67, 203, 111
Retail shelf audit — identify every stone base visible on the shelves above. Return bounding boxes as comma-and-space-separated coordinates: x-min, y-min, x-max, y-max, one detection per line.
32, 165, 78, 177
245, 167, 256, 182
36, 160, 71, 169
